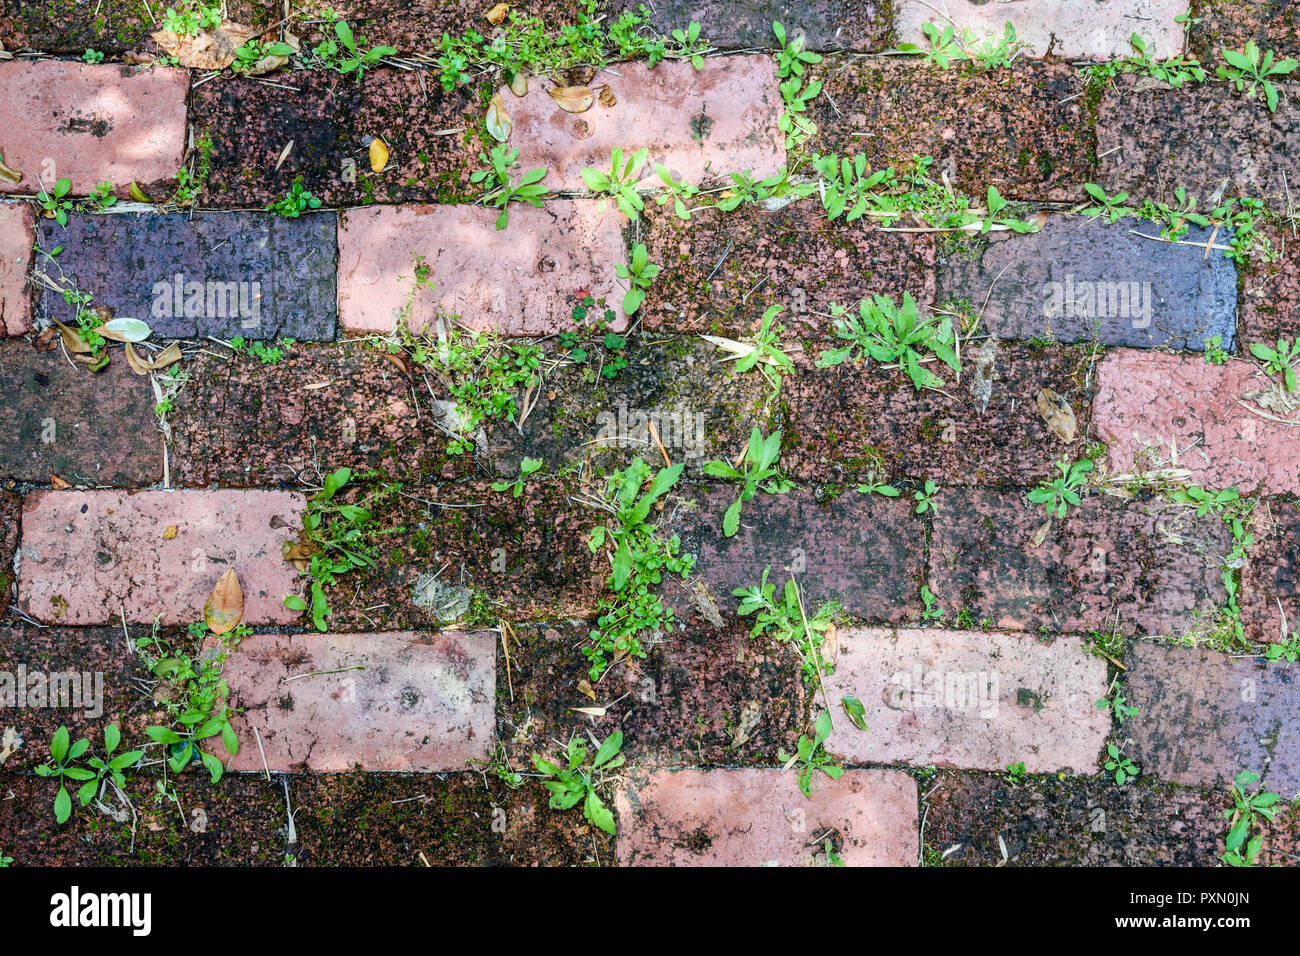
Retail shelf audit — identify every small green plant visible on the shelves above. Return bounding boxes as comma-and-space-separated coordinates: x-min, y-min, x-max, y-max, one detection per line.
731, 305, 794, 398
1103, 743, 1139, 785
492, 457, 543, 497
1266, 633, 1300, 663
284, 467, 378, 631
1096, 679, 1139, 723
582, 147, 649, 219
1217, 42, 1297, 112
965, 22, 1026, 70
913, 479, 938, 515
471, 144, 549, 230
86, 181, 117, 211
1203, 335, 1231, 364
816, 292, 959, 390
267, 177, 323, 218
312, 19, 397, 80
734, 568, 838, 688
920, 583, 943, 622
773, 21, 821, 78
532, 730, 625, 835
1172, 484, 1239, 517
233, 39, 296, 72
0, 851, 10, 866
1005, 761, 1027, 784
1028, 458, 1093, 519
160, 0, 222, 36
780, 710, 844, 797
651, 163, 701, 219
704, 426, 789, 537
1250, 338, 1300, 391
585, 458, 695, 678
37, 177, 73, 226
776, 69, 821, 150
1087, 33, 1206, 90
1223, 770, 1280, 866
82, 48, 104, 64
35, 723, 144, 825
856, 479, 900, 497
616, 242, 659, 314
904, 21, 966, 68
1080, 183, 1132, 224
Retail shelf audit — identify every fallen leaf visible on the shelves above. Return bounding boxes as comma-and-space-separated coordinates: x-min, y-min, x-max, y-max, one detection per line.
369, 136, 390, 173
382, 351, 413, 378
0, 157, 21, 184
275, 140, 294, 171
150, 21, 259, 70
163, 524, 178, 540
598, 84, 616, 108
97, 317, 152, 343
567, 65, 596, 86
1031, 519, 1051, 548
547, 85, 594, 114
49, 473, 72, 490
507, 70, 528, 97
124, 341, 182, 375
686, 578, 723, 627
485, 92, 511, 142
204, 568, 244, 635
576, 679, 597, 701
700, 334, 783, 366
128, 181, 153, 203
731, 700, 762, 746
1036, 387, 1077, 443
51, 318, 91, 354
34, 328, 59, 351
0, 727, 16, 765
484, 2, 510, 24
240, 51, 289, 76
570, 706, 607, 717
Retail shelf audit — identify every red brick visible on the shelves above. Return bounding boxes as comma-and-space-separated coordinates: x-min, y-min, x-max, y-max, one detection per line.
337, 202, 629, 335
623, 0, 891, 51
0, 202, 33, 335
1239, 222, 1300, 344
615, 768, 918, 866
0, 61, 188, 197
666, 486, 925, 623
1242, 501, 1300, 644
206, 631, 495, 772
782, 345, 1090, 486
1094, 350, 1300, 495
0, 340, 160, 485
0, 0, 274, 54
821, 627, 1110, 773
1189, 4, 1300, 69
639, 199, 935, 336
17, 489, 306, 626
1097, 74, 1300, 205
504, 56, 784, 191
1124, 641, 1300, 793
808, 59, 1095, 202
928, 490, 1230, 637
895, 0, 1188, 59
0, 490, 19, 611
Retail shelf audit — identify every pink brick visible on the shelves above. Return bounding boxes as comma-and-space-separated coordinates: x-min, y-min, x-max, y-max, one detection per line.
0, 61, 188, 196
503, 56, 784, 191
337, 202, 629, 335
822, 628, 1109, 773
17, 490, 306, 625
0, 203, 33, 335
615, 768, 917, 866
206, 631, 495, 772
895, 0, 1188, 59
1095, 350, 1300, 495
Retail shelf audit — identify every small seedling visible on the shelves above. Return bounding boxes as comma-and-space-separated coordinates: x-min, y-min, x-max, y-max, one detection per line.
1096, 679, 1139, 723
582, 147, 649, 219
492, 457, 543, 497
1223, 770, 1280, 866
773, 21, 821, 78
856, 479, 900, 497
1080, 183, 1132, 224
471, 144, 549, 230
1103, 743, 1139, 785
913, 479, 938, 514
1203, 335, 1230, 364
734, 568, 838, 688
704, 426, 789, 537
731, 305, 794, 398
37, 177, 73, 226
533, 729, 625, 835
1250, 338, 1300, 391
1028, 458, 1093, 519
920, 583, 943, 622
35, 727, 94, 824
615, 242, 659, 314
324, 19, 397, 80
1172, 484, 1239, 517
779, 710, 844, 797
817, 292, 959, 390
267, 177, 323, 218
1217, 42, 1297, 112
82, 48, 104, 64
1005, 761, 1027, 784
1266, 633, 1300, 663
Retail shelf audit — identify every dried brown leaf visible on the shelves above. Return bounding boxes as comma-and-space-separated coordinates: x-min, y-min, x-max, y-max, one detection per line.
485, 2, 511, 25
1037, 387, 1077, 443
547, 85, 594, 114
485, 93, 511, 142
598, 84, 616, 108
49, 473, 72, 490
150, 21, 259, 70
507, 70, 528, 96
204, 568, 244, 635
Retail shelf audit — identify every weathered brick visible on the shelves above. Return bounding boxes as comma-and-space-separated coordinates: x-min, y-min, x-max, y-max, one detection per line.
1097, 74, 1300, 205
191, 69, 481, 207
621, 0, 892, 51
665, 486, 925, 622
640, 199, 935, 336
782, 345, 1091, 486
0, 61, 188, 196
208, 631, 494, 772
1189, 1, 1300, 62
0, 202, 34, 336
0, 0, 274, 54
35, 212, 338, 341
0, 490, 19, 611
808, 59, 1095, 202
1239, 222, 1300, 344
821, 627, 1110, 772
1124, 641, 1300, 793
1242, 501, 1300, 643
923, 773, 1290, 866
488, 339, 772, 480
171, 344, 478, 487
1094, 350, 1300, 495
505, 57, 784, 190
17, 489, 306, 626
321, 0, 594, 55
928, 490, 1230, 637
500, 622, 806, 769
0, 340, 160, 484
936, 214, 1238, 351
615, 768, 918, 865
895, 0, 1188, 60
336, 202, 629, 335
